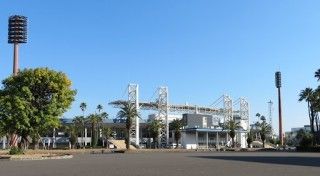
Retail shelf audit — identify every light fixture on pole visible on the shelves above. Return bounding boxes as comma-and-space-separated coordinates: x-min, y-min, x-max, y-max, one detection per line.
8, 15, 27, 76
275, 71, 283, 146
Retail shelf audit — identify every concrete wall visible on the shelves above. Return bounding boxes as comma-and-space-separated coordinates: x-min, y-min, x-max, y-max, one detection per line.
183, 114, 213, 128
181, 132, 197, 149
236, 132, 247, 148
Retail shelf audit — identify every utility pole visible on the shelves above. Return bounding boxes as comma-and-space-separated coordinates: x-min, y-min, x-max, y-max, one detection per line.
275, 72, 283, 146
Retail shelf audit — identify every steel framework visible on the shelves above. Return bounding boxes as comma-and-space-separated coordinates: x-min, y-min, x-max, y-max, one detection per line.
223, 95, 233, 123
239, 98, 249, 130
110, 84, 250, 146
128, 84, 139, 146
156, 87, 169, 145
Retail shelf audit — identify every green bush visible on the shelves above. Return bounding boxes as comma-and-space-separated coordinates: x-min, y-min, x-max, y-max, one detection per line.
300, 135, 313, 147
296, 146, 320, 152
9, 147, 24, 155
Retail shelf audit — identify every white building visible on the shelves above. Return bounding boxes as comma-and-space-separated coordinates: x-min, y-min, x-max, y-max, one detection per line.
179, 114, 247, 149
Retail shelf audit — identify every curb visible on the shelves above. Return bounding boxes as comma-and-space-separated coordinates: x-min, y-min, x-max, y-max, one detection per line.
1, 155, 73, 161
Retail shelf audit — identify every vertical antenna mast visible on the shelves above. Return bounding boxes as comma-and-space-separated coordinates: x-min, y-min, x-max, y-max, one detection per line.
267, 100, 273, 132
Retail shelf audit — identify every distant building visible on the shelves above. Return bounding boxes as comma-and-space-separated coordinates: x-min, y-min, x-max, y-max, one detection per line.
148, 113, 181, 123
179, 113, 247, 149
285, 125, 311, 146
290, 125, 311, 133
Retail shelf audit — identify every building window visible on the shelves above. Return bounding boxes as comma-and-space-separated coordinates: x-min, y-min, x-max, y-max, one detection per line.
203, 117, 207, 128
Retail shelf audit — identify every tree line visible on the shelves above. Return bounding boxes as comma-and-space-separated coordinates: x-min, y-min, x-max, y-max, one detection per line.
66, 102, 110, 149
298, 68, 320, 146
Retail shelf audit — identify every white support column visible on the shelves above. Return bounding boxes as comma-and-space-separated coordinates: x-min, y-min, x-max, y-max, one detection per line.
206, 132, 209, 149
84, 128, 88, 146
128, 84, 140, 147
216, 132, 219, 149
240, 98, 249, 131
195, 131, 198, 149
172, 131, 175, 145
226, 132, 229, 147
135, 85, 140, 147
223, 95, 233, 123
157, 86, 169, 147
2, 137, 6, 149
166, 90, 169, 146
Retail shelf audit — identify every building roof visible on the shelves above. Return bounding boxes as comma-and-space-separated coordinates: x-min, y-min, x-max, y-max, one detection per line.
182, 128, 247, 133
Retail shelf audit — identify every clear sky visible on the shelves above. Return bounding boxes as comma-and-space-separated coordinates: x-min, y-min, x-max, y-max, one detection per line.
0, 1, 319, 132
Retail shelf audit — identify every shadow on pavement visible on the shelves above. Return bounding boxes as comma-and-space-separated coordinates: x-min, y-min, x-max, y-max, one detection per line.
192, 155, 320, 167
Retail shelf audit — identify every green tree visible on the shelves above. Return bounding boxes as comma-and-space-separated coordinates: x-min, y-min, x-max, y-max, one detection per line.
73, 116, 86, 147
298, 69, 320, 145
259, 121, 272, 148
315, 69, 320, 81
148, 119, 162, 148
102, 127, 112, 148
299, 88, 318, 144
64, 124, 78, 149
246, 129, 254, 148
170, 119, 183, 149
223, 118, 241, 148
117, 102, 139, 150
0, 68, 76, 149
87, 112, 108, 147
97, 104, 103, 113
78, 102, 87, 148
87, 114, 100, 147
296, 129, 313, 147
80, 102, 87, 115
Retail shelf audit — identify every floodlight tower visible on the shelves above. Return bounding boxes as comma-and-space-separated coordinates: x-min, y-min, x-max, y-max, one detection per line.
8, 15, 27, 76
275, 72, 283, 145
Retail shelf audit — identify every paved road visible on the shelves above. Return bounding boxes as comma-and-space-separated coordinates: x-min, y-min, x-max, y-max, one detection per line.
0, 152, 320, 176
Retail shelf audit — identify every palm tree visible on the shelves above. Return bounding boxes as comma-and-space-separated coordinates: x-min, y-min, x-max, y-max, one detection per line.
170, 119, 183, 149
259, 121, 272, 148
64, 124, 78, 149
246, 129, 253, 148
223, 118, 241, 148
102, 127, 112, 148
117, 101, 139, 150
255, 113, 261, 122
148, 119, 162, 148
299, 88, 316, 143
73, 116, 86, 147
315, 68, 320, 81
100, 112, 108, 119
79, 102, 87, 147
80, 102, 87, 116
97, 104, 103, 113
87, 114, 103, 147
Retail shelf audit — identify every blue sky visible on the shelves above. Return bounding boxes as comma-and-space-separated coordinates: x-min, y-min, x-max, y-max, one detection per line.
0, 1, 319, 132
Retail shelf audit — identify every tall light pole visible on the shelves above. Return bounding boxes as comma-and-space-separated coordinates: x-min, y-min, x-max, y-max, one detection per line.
275, 71, 283, 146
6, 15, 27, 147
8, 15, 27, 76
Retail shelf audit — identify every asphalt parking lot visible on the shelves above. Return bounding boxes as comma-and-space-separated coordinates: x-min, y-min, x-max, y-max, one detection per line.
0, 152, 319, 176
